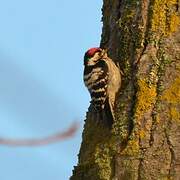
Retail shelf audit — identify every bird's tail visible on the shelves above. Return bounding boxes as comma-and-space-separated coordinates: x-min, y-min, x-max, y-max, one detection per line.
102, 98, 114, 128
88, 101, 114, 128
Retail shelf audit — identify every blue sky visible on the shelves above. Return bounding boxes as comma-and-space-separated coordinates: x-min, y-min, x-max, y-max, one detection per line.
0, 1, 102, 179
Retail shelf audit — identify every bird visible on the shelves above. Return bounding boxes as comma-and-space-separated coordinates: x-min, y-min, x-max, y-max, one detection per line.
83, 47, 121, 127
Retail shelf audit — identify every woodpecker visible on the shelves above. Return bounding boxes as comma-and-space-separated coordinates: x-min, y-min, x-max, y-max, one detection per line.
83, 47, 121, 126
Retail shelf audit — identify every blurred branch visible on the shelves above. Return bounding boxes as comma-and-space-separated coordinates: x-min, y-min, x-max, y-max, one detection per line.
0, 122, 79, 147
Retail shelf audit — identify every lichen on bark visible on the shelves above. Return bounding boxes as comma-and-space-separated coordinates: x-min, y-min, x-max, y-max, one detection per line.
71, 0, 180, 179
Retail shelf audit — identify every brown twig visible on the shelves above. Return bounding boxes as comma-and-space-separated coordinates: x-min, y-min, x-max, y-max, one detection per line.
0, 122, 79, 147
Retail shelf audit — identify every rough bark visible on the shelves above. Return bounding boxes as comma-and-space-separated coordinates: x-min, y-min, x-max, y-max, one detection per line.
71, 0, 180, 179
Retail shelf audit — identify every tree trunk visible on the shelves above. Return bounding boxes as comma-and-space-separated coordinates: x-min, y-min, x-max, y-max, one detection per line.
71, 0, 180, 179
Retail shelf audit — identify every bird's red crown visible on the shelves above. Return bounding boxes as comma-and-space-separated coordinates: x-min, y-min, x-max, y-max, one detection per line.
86, 47, 101, 57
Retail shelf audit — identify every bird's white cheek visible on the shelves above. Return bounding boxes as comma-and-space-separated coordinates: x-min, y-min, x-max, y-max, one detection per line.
87, 57, 99, 66
87, 60, 95, 66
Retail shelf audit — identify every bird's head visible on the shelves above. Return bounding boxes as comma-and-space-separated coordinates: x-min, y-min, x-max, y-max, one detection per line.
84, 47, 107, 66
